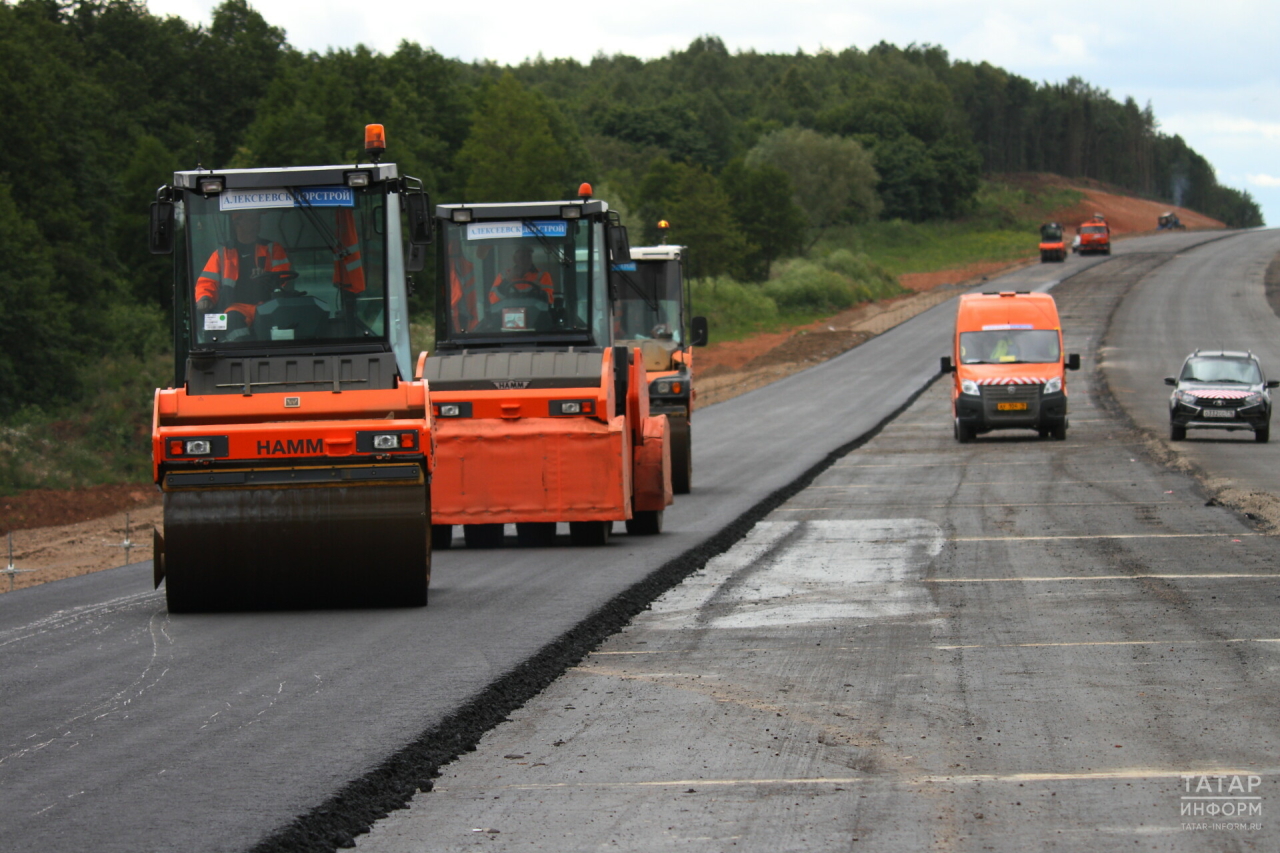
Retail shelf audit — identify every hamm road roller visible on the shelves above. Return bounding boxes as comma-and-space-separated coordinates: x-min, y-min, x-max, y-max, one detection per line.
428, 185, 673, 549
148, 126, 435, 611
610, 234, 708, 493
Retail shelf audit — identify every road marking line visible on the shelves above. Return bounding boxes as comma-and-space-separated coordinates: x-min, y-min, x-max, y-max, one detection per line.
933, 639, 1280, 650
433, 767, 1280, 793
778, 501, 1179, 510
927, 573, 1280, 583
948, 533, 1262, 542
836, 459, 1107, 469
808, 480, 1151, 488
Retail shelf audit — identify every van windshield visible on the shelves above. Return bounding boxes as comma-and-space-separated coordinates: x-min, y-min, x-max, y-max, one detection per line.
960, 330, 1061, 365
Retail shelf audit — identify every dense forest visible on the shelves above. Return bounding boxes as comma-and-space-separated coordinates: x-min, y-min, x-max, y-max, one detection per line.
0, 0, 1263, 424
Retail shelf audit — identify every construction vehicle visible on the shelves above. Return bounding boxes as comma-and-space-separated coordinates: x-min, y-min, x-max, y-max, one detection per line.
1157, 212, 1186, 231
1076, 214, 1111, 255
427, 185, 673, 549
1038, 222, 1067, 263
942, 291, 1081, 442
147, 125, 435, 611
611, 225, 708, 493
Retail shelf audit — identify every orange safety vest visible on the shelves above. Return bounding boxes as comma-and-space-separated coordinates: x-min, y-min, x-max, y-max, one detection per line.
195, 240, 291, 326
450, 254, 478, 331
489, 269, 553, 304
333, 208, 365, 294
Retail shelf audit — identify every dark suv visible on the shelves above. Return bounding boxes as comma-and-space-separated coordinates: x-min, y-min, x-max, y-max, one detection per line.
1166, 350, 1278, 442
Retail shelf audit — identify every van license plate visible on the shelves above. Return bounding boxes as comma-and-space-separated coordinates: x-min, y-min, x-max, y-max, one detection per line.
1202, 409, 1235, 418
996, 402, 1028, 411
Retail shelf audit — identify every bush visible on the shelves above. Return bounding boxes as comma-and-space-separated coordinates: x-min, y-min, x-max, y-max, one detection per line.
763, 252, 904, 316
688, 275, 778, 340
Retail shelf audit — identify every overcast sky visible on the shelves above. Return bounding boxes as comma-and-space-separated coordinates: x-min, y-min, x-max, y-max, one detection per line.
145, 0, 1280, 226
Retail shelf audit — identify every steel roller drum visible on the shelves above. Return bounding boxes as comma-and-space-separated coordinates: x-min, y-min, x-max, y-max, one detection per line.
159, 477, 430, 612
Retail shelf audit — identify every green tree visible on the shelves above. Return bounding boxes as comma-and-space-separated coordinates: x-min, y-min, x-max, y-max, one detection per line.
457, 73, 573, 202
719, 159, 806, 280
746, 127, 881, 235
661, 164, 751, 279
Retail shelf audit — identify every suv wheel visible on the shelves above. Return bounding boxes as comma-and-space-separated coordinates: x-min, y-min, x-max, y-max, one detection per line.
1256, 425, 1270, 444
1170, 424, 1186, 441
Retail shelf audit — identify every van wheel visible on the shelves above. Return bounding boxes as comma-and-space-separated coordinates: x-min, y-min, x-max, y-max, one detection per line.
569, 521, 612, 546
1038, 427, 1050, 439
1170, 424, 1186, 441
1051, 421, 1067, 440
955, 419, 975, 443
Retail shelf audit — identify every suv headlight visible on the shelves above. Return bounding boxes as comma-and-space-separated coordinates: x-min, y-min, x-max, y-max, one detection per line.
1043, 376, 1062, 394
1244, 392, 1264, 406
1173, 389, 1197, 405
960, 379, 980, 396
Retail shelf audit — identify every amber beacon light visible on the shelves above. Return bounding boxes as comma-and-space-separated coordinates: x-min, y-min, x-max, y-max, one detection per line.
364, 124, 386, 161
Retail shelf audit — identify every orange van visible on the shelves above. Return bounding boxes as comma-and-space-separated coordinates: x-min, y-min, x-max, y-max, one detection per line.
941, 291, 1080, 441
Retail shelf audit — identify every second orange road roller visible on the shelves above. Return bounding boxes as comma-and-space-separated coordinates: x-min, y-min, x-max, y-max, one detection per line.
427, 185, 673, 549
148, 126, 436, 611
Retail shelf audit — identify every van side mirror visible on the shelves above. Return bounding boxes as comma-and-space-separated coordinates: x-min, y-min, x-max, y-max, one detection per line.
608, 224, 631, 264
149, 200, 175, 255
1066, 353, 1080, 371
1164, 377, 1178, 386
940, 356, 954, 374
690, 316, 709, 347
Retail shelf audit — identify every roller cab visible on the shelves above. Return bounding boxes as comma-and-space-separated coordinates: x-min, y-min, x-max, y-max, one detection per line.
149, 139, 435, 610
611, 240, 708, 493
428, 188, 673, 548
941, 292, 1081, 442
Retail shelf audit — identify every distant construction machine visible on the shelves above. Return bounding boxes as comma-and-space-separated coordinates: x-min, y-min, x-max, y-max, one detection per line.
148, 125, 435, 611
1038, 222, 1067, 263
611, 225, 708, 493
427, 185, 673, 549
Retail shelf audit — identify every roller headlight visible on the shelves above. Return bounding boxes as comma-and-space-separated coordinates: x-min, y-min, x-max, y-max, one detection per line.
1043, 376, 1062, 394
961, 379, 980, 396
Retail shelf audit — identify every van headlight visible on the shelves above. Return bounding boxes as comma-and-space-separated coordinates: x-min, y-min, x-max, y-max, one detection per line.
960, 379, 980, 396
1043, 376, 1062, 394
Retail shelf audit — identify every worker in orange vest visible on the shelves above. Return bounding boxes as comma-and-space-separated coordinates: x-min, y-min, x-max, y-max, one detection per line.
490, 245, 553, 304
194, 209, 292, 328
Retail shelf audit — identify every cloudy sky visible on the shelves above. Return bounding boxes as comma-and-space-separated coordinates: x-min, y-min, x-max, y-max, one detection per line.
146, 0, 1280, 226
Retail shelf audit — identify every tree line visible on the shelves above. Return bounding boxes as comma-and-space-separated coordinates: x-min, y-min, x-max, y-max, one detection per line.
0, 0, 1263, 414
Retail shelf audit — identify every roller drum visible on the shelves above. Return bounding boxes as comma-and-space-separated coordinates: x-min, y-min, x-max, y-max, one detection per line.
162, 481, 429, 611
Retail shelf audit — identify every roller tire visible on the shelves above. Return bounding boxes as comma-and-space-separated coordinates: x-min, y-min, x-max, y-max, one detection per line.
516, 522, 557, 547
626, 510, 663, 536
463, 523, 505, 549
569, 521, 612, 546
162, 481, 429, 611
431, 524, 454, 550
670, 416, 692, 494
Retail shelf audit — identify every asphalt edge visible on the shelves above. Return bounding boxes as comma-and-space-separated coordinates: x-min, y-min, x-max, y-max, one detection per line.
249, 374, 945, 853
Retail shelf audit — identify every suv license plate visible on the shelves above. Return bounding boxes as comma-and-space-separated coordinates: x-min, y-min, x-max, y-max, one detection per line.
1202, 409, 1235, 418
996, 402, 1028, 411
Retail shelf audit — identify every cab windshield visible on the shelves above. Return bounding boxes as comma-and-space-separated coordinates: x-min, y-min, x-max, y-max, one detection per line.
960, 329, 1061, 364
1081, 225, 1107, 234
1181, 357, 1261, 384
184, 187, 389, 347
438, 218, 607, 344
612, 260, 683, 344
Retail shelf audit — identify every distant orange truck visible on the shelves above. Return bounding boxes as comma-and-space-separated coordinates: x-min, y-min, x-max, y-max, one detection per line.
941, 291, 1081, 442
1076, 214, 1111, 255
